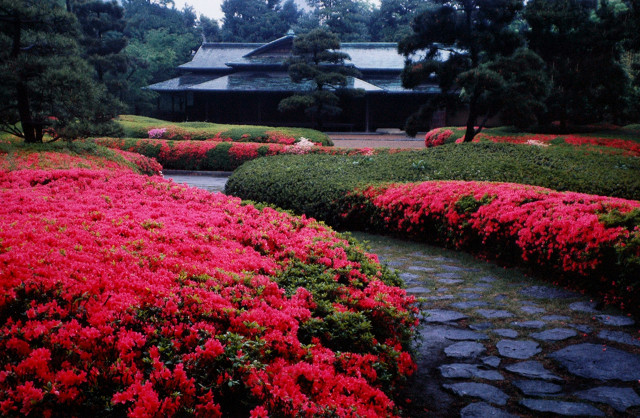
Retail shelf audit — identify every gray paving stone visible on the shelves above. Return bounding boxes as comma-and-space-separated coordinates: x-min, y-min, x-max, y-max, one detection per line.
457, 293, 481, 299
549, 343, 640, 381
511, 320, 546, 329
439, 363, 504, 380
541, 315, 570, 321
493, 329, 518, 338
408, 266, 436, 272
462, 287, 487, 292
406, 286, 432, 294
519, 398, 604, 416
574, 386, 640, 412
443, 382, 509, 406
531, 328, 578, 342
451, 301, 489, 309
442, 328, 489, 341
513, 379, 562, 396
441, 264, 466, 272
399, 272, 421, 282
387, 260, 405, 267
481, 356, 501, 368
505, 361, 562, 381
438, 278, 464, 285
476, 309, 514, 319
570, 301, 600, 313
597, 330, 640, 347
594, 314, 635, 326
474, 283, 494, 289
497, 339, 541, 359
469, 322, 493, 331
423, 309, 468, 323
571, 324, 593, 334
460, 402, 516, 418
520, 306, 546, 314
494, 294, 507, 301
445, 341, 486, 358
519, 286, 578, 299
427, 295, 455, 301
437, 287, 449, 292
479, 276, 497, 283
436, 272, 463, 279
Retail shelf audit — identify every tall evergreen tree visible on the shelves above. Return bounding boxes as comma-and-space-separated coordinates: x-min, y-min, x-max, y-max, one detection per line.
278, 29, 362, 129
399, 0, 548, 140
305, 0, 372, 41
525, 0, 631, 126
369, 0, 425, 42
221, 0, 301, 42
0, 0, 112, 142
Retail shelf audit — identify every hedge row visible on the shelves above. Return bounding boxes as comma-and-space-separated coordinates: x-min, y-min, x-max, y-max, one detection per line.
424, 126, 640, 156
115, 115, 333, 146
227, 152, 640, 314
225, 143, 640, 223
0, 153, 417, 416
92, 137, 379, 171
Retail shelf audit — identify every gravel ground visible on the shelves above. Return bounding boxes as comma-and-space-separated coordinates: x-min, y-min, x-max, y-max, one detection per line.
329, 133, 425, 149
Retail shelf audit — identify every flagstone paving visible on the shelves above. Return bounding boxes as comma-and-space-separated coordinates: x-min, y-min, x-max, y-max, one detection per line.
354, 232, 640, 418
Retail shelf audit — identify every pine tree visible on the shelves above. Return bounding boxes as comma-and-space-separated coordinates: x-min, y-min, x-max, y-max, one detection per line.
278, 29, 362, 129
0, 0, 111, 142
399, 0, 548, 140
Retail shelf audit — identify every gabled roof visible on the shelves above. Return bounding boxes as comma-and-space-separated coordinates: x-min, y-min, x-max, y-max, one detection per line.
179, 43, 261, 71
179, 38, 407, 73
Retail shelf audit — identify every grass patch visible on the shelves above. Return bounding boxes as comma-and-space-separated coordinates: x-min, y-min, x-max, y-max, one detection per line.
115, 115, 333, 146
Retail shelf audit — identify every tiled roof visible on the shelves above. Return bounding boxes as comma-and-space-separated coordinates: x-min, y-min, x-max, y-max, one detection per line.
341, 43, 405, 71
179, 43, 261, 71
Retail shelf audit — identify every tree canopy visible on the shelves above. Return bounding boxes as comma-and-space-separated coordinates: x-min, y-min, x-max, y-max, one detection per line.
278, 29, 362, 129
399, 0, 549, 140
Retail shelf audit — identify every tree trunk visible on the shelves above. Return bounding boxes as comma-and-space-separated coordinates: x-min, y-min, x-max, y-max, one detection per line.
17, 82, 37, 143
463, 95, 478, 142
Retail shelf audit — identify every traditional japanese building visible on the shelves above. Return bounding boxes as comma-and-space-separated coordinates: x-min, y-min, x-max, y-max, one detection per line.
147, 32, 440, 132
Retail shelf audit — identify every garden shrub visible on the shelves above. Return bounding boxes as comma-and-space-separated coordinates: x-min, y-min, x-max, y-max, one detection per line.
0, 159, 417, 416
92, 137, 381, 172
115, 115, 333, 146
340, 181, 640, 315
226, 143, 640, 219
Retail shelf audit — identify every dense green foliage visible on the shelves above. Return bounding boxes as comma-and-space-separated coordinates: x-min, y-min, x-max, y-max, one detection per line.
0, 0, 119, 143
221, 0, 301, 42
115, 115, 332, 145
278, 29, 362, 130
226, 143, 640, 225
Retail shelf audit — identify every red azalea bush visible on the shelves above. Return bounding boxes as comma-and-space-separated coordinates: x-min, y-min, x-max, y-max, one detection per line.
0, 148, 161, 176
342, 181, 640, 312
0, 164, 417, 416
92, 138, 391, 171
424, 128, 454, 147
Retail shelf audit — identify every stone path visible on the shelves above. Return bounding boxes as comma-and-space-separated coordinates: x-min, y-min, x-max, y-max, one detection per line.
353, 232, 640, 417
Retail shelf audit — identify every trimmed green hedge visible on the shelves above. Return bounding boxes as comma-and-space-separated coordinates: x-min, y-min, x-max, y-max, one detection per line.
115, 115, 333, 146
225, 142, 640, 225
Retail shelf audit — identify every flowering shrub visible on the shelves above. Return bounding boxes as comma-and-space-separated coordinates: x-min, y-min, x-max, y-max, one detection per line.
92, 138, 393, 171
0, 161, 416, 416
424, 128, 454, 147
148, 128, 167, 139
0, 147, 161, 176
342, 181, 640, 313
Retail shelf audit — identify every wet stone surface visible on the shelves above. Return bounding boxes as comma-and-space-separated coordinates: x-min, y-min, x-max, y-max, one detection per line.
348, 232, 640, 417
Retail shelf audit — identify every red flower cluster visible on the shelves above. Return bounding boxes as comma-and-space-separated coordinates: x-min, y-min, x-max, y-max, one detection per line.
0, 148, 162, 176
343, 181, 640, 311
424, 129, 454, 147
93, 138, 394, 171
0, 163, 416, 416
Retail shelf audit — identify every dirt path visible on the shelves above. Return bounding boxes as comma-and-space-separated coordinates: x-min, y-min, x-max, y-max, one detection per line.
329, 133, 425, 149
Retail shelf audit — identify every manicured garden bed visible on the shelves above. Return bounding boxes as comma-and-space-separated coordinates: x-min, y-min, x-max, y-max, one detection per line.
0, 149, 416, 416
115, 115, 333, 146
226, 147, 640, 314
424, 126, 640, 156
92, 137, 378, 171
